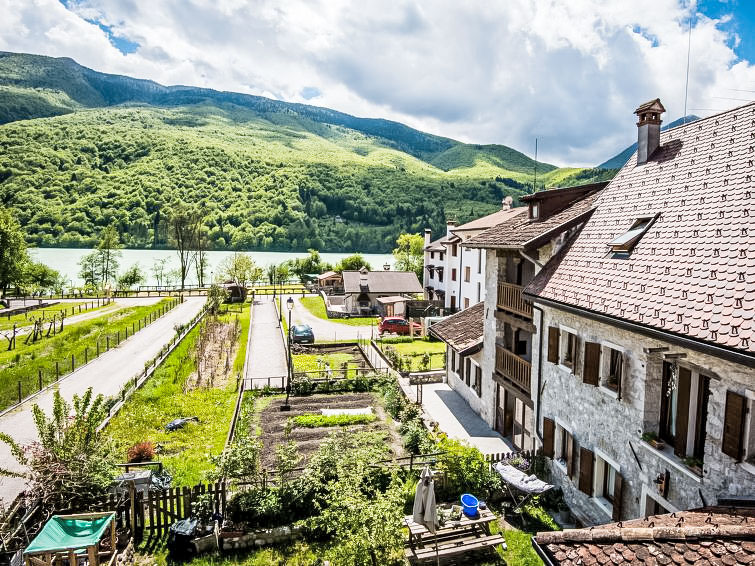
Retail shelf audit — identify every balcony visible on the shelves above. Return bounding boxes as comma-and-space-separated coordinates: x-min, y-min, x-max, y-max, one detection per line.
495, 345, 532, 392
497, 281, 533, 318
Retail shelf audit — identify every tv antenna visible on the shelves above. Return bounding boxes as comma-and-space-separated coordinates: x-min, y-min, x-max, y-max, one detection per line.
683, 11, 692, 123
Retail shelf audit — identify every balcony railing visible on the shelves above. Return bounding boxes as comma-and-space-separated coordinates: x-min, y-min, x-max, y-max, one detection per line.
497, 282, 533, 318
495, 345, 532, 392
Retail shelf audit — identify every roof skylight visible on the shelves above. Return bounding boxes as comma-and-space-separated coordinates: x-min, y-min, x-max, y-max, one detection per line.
608, 216, 656, 256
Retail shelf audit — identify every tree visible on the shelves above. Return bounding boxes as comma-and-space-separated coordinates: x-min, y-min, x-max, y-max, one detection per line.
0, 388, 118, 513
0, 209, 29, 297
335, 254, 372, 273
96, 224, 122, 284
117, 264, 145, 290
218, 253, 258, 287
78, 251, 99, 287
206, 284, 229, 315
169, 205, 201, 290
193, 228, 210, 287
23, 262, 60, 295
151, 257, 169, 287
290, 249, 331, 282
392, 233, 424, 279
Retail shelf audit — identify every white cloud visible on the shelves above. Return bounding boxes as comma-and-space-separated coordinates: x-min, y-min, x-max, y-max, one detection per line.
0, 0, 753, 166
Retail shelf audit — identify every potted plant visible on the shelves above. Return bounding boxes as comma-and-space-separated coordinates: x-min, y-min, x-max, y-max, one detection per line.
682, 457, 703, 476
642, 431, 665, 450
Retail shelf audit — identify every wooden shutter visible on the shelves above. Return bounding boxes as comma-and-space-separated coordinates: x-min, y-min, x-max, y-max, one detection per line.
611, 473, 624, 521
543, 418, 555, 458
722, 391, 747, 460
465, 358, 471, 386
475, 366, 482, 396
547, 327, 560, 364
578, 447, 594, 495
566, 432, 576, 479
583, 342, 601, 386
674, 367, 692, 458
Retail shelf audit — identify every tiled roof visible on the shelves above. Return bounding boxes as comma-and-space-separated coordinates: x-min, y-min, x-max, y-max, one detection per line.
525, 102, 755, 355
452, 206, 526, 232
465, 190, 602, 250
535, 508, 755, 566
425, 236, 449, 252
428, 301, 484, 353
342, 270, 423, 294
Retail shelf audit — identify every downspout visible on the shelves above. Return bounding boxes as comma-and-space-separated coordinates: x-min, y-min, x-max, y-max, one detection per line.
457, 244, 463, 309
533, 303, 545, 444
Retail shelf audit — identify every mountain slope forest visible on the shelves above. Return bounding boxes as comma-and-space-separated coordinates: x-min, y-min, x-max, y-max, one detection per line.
0, 51, 616, 252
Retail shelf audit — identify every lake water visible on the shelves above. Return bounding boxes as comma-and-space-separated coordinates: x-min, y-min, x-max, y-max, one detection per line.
29, 248, 395, 287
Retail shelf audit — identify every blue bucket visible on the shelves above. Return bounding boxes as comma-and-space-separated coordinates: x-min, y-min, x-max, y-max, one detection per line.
460, 493, 479, 517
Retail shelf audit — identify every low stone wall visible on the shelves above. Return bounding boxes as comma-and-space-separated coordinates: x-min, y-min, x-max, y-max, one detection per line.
115, 539, 135, 566
221, 525, 303, 550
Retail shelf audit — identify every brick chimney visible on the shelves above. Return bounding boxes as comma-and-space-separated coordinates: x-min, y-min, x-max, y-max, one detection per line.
634, 98, 665, 165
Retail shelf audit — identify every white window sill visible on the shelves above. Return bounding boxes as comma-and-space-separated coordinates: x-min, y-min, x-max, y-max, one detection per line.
592, 496, 613, 518
638, 440, 703, 483
554, 459, 568, 474
598, 385, 619, 399
558, 364, 575, 374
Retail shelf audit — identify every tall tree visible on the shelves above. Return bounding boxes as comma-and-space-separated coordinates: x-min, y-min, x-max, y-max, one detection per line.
335, 254, 371, 273
218, 253, 258, 287
96, 224, 122, 285
169, 205, 201, 290
193, 228, 210, 287
0, 209, 29, 298
78, 251, 99, 287
151, 257, 169, 287
117, 264, 145, 290
392, 233, 424, 279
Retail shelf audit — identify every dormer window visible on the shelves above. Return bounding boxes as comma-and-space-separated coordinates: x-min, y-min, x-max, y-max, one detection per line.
530, 203, 540, 220
608, 216, 656, 256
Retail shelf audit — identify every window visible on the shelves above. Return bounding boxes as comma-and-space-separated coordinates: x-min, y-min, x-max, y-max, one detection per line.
722, 389, 755, 463
438, 269, 443, 283
562, 331, 577, 369
430, 252, 434, 260
452, 244, 458, 257
450, 349, 457, 373
601, 460, 616, 504
439, 252, 444, 261
464, 297, 470, 309
476, 282, 481, 303
608, 216, 655, 256
600, 346, 623, 394
464, 358, 471, 386
450, 296, 456, 309
556, 424, 574, 475
464, 266, 471, 282
593, 451, 623, 519
451, 268, 457, 281
477, 249, 482, 274
514, 329, 528, 357
659, 362, 710, 463
530, 203, 539, 219
474, 365, 482, 396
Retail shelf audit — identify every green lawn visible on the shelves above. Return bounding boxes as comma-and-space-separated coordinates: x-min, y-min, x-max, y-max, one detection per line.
299, 296, 378, 327
293, 353, 362, 376
0, 298, 178, 412
381, 339, 446, 371
0, 299, 112, 330
107, 304, 251, 486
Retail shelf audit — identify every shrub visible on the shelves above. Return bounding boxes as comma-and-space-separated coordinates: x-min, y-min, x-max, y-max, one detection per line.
435, 437, 501, 500
380, 381, 405, 419
401, 420, 433, 455
127, 441, 155, 463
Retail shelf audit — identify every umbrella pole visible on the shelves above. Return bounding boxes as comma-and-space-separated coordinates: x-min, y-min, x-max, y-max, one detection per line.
435, 531, 439, 566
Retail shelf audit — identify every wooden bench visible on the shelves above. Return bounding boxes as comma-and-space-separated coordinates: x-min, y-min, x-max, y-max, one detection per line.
404, 533, 506, 562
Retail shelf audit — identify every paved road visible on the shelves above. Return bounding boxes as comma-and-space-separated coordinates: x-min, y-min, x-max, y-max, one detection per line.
284, 294, 377, 343
245, 295, 288, 389
0, 296, 205, 506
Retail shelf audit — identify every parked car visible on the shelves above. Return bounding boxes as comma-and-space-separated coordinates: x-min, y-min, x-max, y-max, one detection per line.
291, 324, 315, 344
378, 317, 422, 336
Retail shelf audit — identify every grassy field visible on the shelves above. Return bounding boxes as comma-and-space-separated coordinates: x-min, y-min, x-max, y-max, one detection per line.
0, 298, 177, 411
380, 338, 446, 371
0, 299, 112, 330
299, 296, 378, 327
107, 303, 251, 486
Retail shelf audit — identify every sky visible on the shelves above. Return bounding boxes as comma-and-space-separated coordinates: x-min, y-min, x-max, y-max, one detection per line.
1, 0, 755, 166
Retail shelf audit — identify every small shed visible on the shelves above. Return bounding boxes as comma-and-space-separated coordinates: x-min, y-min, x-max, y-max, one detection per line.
376, 296, 407, 317
317, 271, 342, 292
24, 512, 117, 566
220, 281, 247, 303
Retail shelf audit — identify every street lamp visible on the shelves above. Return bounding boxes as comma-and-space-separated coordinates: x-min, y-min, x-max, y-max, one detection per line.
281, 295, 295, 411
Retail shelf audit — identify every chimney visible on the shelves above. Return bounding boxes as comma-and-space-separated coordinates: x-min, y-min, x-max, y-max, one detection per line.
359, 266, 369, 291
502, 196, 513, 210
424, 228, 432, 247
446, 219, 457, 237
634, 98, 665, 165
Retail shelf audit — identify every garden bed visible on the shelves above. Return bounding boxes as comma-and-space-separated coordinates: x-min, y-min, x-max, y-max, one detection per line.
256, 392, 401, 469
299, 296, 378, 327
107, 304, 251, 486
378, 337, 446, 372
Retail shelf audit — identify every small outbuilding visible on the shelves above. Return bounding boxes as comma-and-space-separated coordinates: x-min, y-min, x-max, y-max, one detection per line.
24, 512, 118, 566
342, 268, 423, 315
317, 271, 343, 293
220, 281, 247, 303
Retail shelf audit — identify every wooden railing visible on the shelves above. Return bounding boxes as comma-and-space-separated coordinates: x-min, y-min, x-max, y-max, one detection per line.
496, 281, 532, 318
495, 344, 532, 391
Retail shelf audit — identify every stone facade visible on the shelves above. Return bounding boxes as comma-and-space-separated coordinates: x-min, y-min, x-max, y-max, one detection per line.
540, 304, 755, 525
445, 347, 484, 416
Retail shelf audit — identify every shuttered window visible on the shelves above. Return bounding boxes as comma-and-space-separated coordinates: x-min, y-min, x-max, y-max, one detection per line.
612, 473, 624, 521
566, 432, 576, 479
673, 367, 692, 458
547, 327, 560, 364
465, 358, 471, 386
543, 418, 555, 458
583, 342, 601, 386
578, 447, 594, 495
722, 390, 747, 461
474, 365, 482, 396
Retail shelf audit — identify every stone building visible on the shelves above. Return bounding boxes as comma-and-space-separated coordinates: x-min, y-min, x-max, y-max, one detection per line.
423, 203, 525, 310
448, 182, 608, 451
524, 99, 755, 524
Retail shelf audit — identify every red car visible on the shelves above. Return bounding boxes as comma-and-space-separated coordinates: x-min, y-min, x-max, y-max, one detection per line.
378, 316, 422, 336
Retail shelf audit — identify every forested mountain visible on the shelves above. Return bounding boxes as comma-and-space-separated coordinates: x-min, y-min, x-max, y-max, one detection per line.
0, 51, 616, 252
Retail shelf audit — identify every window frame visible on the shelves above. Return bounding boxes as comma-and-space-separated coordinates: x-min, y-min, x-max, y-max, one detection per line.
554, 420, 574, 474
464, 265, 471, 282
659, 362, 711, 463
599, 342, 625, 398
593, 448, 620, 517
559, 327, 578, 371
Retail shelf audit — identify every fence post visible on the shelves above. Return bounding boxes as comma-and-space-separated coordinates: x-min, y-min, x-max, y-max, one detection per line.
17, 381, 21, 403
107, 336, 110, 351
97, 342, 100, 356
71, 353, 75, 371
38, 369, 43, 390
56, 361, 59, 379
85, 347, 88, 364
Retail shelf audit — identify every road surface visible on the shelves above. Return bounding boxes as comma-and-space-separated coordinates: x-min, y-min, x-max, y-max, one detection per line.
284, 294, 377, 343
0, 296, 205, 506
245, 296, 288, 389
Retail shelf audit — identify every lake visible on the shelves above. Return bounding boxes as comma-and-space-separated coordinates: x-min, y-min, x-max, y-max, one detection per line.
29, 248, 395, 287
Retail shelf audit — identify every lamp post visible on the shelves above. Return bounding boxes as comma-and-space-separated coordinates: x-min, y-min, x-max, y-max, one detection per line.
281, 296, 294, 411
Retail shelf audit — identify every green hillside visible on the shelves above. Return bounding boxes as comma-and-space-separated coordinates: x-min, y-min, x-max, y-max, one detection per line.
0, 51, 616, 253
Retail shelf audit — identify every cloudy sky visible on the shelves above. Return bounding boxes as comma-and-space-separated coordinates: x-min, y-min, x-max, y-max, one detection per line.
1, 0, 754, 166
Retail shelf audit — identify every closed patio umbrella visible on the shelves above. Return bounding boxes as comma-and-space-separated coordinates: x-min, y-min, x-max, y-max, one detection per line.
412, 465, 438, 565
